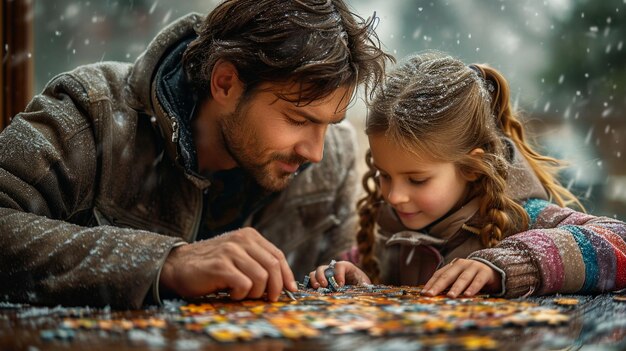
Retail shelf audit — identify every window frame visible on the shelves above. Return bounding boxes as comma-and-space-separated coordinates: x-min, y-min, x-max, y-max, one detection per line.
1, 0, 33, 131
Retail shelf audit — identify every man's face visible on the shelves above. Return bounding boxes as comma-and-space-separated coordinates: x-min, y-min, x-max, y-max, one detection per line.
220, 83, 352, 191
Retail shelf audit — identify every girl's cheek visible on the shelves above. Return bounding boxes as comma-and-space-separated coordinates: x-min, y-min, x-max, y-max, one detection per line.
413, 191, 436, 210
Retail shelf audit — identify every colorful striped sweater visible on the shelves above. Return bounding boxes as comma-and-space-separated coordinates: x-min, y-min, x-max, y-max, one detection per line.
468, 198, 626, 297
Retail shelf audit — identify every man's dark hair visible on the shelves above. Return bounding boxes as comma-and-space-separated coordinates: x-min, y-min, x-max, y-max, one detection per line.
183, 0, 393, 104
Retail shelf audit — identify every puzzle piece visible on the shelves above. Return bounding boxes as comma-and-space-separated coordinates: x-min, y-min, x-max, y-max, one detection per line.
50, 284, 574, 345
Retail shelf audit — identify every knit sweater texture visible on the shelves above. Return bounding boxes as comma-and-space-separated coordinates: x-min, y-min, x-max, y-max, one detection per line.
469, 198, 626, 297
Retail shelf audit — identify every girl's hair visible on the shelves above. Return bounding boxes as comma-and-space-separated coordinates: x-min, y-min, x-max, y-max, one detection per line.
357, 51, 583, 282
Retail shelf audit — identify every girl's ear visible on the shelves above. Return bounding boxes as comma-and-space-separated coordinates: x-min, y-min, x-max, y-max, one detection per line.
464, 148, 485, 181
469, 148, 485, 157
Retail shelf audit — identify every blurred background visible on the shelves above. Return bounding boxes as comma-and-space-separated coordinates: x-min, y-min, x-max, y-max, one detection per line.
4, 0, 626, 218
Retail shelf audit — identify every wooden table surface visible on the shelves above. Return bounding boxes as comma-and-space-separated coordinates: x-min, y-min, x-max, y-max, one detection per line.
1, 293, 625, 351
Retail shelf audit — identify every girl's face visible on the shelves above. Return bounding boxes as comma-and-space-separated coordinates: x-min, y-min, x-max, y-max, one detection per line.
368, 134, 471, 230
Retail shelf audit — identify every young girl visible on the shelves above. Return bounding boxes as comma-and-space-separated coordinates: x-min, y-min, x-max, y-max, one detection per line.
308, 51, 626, 298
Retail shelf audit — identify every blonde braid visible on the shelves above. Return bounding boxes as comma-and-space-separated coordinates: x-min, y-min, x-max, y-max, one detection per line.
356, 150, 382, 283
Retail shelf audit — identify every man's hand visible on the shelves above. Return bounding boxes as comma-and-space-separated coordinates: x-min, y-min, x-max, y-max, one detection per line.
307, 261, 371, 288
422, 258, 501, 298
159, 227, 297, 301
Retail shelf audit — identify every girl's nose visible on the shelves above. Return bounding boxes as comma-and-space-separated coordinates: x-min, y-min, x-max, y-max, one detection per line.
386, 185, 409, 205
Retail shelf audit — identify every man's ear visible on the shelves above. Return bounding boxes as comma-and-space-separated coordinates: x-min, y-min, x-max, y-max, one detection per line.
210, 59, 244, 107
464, 148, 485, 181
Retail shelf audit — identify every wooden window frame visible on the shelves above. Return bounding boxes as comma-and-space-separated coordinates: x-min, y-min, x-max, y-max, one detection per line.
1, 0, 33, 131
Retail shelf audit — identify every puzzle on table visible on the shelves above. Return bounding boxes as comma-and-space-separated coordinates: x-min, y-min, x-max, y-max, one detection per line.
55, 284, 576, 344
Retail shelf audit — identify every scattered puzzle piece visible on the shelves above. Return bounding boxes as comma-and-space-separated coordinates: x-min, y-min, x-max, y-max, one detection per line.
553, 298, 580, 306
45, 284, 575, 347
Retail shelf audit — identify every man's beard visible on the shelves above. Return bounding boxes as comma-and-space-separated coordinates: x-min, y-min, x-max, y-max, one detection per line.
220, 107, 307, 192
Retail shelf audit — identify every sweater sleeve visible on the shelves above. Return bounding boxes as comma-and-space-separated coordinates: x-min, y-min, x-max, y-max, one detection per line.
468, 198, 626, 297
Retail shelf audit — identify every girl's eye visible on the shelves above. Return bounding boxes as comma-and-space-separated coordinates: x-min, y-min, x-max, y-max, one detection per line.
409, 178, 427, 185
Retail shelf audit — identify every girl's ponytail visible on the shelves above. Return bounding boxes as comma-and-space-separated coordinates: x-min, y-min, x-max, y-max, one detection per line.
474, 64, 584, 211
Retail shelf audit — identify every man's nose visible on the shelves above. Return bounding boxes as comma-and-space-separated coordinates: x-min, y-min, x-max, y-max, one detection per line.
294, 125, 326, 163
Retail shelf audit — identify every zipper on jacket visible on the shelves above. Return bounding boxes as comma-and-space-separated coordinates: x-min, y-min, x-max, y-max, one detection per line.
171, 120, 179, 143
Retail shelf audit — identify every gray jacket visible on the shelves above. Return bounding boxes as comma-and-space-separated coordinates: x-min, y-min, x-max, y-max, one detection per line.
0, 14, 359, 308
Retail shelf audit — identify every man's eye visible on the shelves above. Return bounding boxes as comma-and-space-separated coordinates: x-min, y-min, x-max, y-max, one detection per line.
288, 118, 307, 126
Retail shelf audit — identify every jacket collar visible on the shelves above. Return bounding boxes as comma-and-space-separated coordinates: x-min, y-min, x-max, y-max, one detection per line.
153, 37, 198, 172
126, 13, 202, 117
124, 13, 209, 186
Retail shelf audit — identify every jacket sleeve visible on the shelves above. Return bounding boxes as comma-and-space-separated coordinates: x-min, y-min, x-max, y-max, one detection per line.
468, 198, 626, 297
314, 123, 360, 266
0, 74, 183, 309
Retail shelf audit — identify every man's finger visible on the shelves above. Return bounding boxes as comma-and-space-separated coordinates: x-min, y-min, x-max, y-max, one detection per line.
227, 272, 254, 300
278, 252, 297, 292
232, 253, 270, 299
204, 260, 254, 300
219, 240, 270, 299
238, 229, 297, 294
264, 244, 297, 292
244, 247, 284, 301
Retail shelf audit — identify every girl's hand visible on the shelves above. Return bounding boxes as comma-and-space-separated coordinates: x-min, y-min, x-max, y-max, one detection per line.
422, 258, 501, 298
307, 261, 371, 289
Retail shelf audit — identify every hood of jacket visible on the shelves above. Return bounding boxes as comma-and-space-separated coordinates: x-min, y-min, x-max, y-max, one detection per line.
125, 13, 206, 181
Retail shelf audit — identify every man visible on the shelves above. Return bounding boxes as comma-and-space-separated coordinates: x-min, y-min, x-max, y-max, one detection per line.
0, 0, 391, 308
